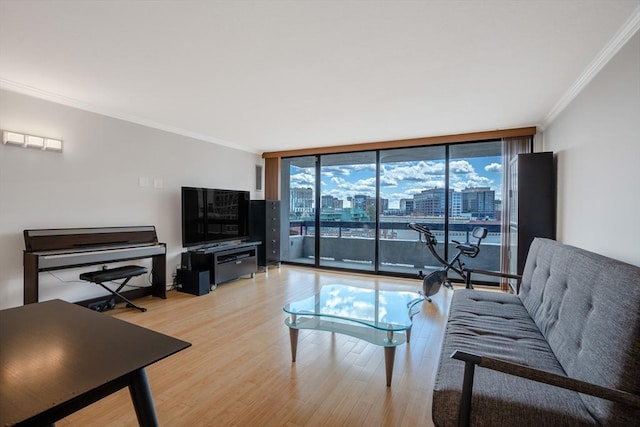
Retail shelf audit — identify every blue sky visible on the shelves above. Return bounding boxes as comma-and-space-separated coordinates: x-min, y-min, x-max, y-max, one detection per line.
291, 156, 503, 209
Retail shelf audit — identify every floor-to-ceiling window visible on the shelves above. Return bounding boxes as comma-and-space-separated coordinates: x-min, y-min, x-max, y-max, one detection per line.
280, 140, 505, 283
281, 156, 316, 265
319, 152, 377, 270
447, 141, 503, 282
378, 145, 446, 276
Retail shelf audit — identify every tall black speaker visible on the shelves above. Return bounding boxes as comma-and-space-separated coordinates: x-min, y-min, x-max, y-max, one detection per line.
249, 200, 281, 267
509, 152, 556, 275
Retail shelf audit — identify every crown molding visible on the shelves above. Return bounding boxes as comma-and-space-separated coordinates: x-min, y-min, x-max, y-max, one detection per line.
0, 78, 259, 154
540, 5, 640, 130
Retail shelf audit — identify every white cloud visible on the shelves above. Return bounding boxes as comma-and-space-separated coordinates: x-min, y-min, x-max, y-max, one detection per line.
485, 163, 502, 173
380, 175, 398, 187
348, 163, 377, 172
291, 172, 314, 186
449, 160, 475, 174
382, 160, 446, 183
322, 166, 352, 176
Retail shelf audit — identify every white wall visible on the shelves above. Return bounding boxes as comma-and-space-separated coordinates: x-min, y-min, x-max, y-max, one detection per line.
543, 31, 640, 267
0, 90, 263, 309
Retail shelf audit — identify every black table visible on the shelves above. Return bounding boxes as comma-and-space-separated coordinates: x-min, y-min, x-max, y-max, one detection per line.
0, 299, 191, 426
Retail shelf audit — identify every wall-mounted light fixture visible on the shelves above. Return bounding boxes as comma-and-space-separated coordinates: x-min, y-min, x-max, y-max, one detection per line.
2, 130, 63, 152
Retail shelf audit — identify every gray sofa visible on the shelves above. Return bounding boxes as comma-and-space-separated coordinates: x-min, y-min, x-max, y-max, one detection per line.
432, 238, 640, 426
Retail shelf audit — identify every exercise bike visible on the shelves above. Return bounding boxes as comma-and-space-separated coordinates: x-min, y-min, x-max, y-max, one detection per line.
407, 223, 488, 301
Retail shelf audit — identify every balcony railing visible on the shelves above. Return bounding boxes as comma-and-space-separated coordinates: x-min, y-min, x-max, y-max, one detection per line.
285, 220, 502, 279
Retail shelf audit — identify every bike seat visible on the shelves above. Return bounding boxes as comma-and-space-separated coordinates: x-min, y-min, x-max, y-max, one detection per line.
454, 227, 487, 258
455, 243, 480, 257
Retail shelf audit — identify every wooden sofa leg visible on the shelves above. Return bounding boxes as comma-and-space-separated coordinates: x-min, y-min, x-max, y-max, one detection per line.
458, 360, 476, 427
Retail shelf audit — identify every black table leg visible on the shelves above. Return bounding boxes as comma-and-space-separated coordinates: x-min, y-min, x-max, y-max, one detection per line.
128, 368, 159, 427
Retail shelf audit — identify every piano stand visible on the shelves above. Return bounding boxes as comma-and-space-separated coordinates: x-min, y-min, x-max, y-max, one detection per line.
80, 266, 149, 312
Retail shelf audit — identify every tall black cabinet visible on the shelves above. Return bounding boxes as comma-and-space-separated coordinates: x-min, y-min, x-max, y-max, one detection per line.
249, 200, 281, 267
509, 152, 556, 275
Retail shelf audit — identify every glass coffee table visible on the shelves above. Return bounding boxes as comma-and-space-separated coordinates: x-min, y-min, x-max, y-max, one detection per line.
283, 284, 423, 386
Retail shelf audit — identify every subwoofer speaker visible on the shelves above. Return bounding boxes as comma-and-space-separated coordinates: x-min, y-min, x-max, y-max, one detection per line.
178, 269, 210, 296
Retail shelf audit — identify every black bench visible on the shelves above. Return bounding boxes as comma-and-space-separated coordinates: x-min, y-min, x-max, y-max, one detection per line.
80, 265, 149, 312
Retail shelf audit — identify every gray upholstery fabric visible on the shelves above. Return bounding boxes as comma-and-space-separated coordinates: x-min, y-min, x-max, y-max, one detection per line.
432, 238, 640, 426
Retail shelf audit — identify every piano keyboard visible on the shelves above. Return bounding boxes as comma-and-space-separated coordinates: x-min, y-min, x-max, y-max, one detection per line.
38, 244, 165, 269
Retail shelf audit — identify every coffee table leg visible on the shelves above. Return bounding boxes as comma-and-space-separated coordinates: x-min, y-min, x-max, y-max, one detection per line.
289, 327, 299, 362
384, 346, 396, 387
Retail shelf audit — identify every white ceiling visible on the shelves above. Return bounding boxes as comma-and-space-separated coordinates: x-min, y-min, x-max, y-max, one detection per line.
1, 1, 639, 154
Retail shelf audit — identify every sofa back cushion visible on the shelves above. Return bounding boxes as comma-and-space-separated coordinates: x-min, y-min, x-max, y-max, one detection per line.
518, 238, 640, 424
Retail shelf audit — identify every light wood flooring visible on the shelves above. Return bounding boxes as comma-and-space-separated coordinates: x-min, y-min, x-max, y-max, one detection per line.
58, 266, 453, 426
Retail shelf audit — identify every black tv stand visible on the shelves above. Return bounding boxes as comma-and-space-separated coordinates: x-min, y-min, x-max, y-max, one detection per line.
182, 241, 260, 288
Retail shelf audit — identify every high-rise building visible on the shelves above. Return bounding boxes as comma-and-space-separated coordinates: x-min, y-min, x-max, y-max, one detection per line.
413, 188, 452, 216
362, 197, 388, 213
400, 199, 414, 215
353, 194, 368, 210
450, 191, 462, 217
290, 187, 314, 217
494, 199, 502, 221
461, 187, 495, 219
321, 195, 344, 210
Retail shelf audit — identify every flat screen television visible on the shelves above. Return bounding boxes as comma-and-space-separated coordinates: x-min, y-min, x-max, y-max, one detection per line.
181, 187, 250, 248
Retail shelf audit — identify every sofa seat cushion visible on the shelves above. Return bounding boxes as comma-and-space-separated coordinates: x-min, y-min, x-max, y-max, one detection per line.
432, 289, 598, 427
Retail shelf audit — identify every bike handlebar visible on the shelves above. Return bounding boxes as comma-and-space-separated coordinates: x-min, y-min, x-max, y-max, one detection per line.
407, 223, 438, 244
407, 222, 430, 233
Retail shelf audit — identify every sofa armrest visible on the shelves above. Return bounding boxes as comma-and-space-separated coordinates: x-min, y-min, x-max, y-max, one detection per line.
451, 350, 640, 427
463, 268, 522, 292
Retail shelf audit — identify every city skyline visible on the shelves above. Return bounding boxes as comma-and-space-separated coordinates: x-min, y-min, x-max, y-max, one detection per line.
290, 155, 503, 210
